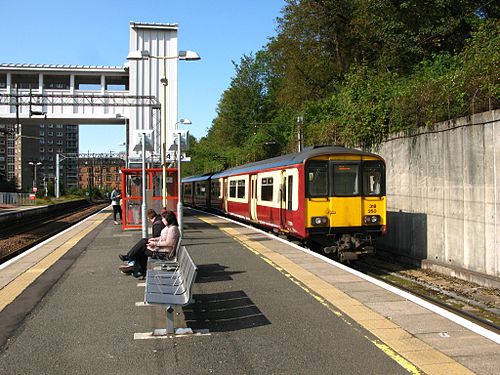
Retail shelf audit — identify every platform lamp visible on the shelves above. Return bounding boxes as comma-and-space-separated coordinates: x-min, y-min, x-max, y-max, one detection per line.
133, 131, 154, 238
28, 161, 42, 192
127, 49, 200, 208
174, 118, 192, 236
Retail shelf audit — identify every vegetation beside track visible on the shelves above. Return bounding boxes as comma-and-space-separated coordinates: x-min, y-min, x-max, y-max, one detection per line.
187, 2, 499, 173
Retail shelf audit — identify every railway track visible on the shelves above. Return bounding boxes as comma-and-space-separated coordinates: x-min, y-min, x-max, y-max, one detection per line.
0, 201, 109, 264
350, 255, 500, 334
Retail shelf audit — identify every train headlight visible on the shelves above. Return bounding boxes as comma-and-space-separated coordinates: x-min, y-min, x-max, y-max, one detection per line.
311, 216, 328, 226
363, 215, 381, 224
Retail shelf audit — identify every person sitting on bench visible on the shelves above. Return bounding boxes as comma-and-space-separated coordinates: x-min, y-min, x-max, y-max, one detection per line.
119, 210, 180, 278
118, 209, 165, 276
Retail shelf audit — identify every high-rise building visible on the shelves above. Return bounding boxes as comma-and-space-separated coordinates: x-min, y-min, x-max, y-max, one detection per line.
0, 123, 79, 192
0, 124, 15, 183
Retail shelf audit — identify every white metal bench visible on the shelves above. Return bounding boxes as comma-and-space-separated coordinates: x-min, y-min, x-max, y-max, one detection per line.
144, 245, 197, 334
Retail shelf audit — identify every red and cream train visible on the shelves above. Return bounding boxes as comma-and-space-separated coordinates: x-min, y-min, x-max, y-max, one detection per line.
182, 145, 387, 261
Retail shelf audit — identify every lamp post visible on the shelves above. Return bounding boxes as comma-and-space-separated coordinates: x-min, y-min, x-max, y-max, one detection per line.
28, 161, 42, 192
174, 118, 192, 236
133, 131, 154, 238
127, 49, 200, 207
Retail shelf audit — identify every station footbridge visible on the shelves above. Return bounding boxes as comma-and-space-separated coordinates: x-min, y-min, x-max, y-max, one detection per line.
0, 21, 197, 172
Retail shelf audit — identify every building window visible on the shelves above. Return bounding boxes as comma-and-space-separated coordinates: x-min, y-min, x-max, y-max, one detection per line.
75, 75, 101, 90
48, 131, 53, 136
0, 73, 6, 89
39, 124, 45, 128
57, 132, 63, 137
40, 131, 45, 136
43, 75, 70, 90
48, 140, 53, 145
11, 74, 38, 90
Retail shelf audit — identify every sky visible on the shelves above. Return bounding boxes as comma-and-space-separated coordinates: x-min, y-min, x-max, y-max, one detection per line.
0, 0, 286, 154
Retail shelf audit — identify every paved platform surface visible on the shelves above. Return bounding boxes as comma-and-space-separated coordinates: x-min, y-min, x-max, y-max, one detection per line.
0, 207, 498, 374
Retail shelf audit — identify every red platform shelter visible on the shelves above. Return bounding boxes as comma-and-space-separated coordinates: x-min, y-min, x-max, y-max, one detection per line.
120, 167, 178, 230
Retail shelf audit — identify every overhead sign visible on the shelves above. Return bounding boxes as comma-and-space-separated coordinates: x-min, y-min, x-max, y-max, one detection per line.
165, 152, 188, 161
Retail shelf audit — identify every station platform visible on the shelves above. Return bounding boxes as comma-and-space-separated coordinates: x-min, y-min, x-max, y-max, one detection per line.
0, 207, 498, 374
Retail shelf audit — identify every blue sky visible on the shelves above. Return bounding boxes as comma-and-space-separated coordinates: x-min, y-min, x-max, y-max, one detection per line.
0, 0, 285, 154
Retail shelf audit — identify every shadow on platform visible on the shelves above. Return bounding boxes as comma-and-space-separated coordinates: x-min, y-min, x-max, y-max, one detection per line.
196, 263, 246, 283
184, 290, 271, 332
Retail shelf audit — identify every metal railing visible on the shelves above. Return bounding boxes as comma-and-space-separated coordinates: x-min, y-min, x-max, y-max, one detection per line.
0, 192, 35, 206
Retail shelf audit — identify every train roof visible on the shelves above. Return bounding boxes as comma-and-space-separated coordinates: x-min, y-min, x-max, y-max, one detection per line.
211, 145, 382, 178
182, 172, 215, 183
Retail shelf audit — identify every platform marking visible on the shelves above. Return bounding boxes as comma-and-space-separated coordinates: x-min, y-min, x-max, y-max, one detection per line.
0, 212, 107, 313
197, 214, 475, 375
197, 211, 500, 345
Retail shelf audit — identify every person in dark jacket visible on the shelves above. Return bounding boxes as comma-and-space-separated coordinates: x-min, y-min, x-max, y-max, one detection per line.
118, 209, 165, 276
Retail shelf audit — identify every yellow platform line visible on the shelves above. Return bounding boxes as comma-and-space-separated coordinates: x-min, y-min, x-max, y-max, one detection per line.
197, 215, 474, 375
0, 212, 108, 313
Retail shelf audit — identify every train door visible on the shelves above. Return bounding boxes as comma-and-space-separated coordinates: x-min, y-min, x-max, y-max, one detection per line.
280, 169, 295, 231
250, 174, 258, 221
223, 178, 228, 213
280, 170, 287, 227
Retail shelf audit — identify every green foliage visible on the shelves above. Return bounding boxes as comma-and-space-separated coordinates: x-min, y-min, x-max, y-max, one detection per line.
189, 4, 499, 169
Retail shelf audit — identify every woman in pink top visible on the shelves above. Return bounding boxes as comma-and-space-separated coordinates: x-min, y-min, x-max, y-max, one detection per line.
146, 211, 180, 261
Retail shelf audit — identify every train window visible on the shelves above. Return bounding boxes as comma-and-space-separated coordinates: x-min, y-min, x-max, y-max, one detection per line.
237, 180, 245, 199
307, 161, 329, 197
229, 180, 237, 198
363, 162, 384, 196
261, 177, 274, 201
196, 183, 206, 196
287, 176, 293, 210
211, 181, 220, 197
333, 164, 359, 196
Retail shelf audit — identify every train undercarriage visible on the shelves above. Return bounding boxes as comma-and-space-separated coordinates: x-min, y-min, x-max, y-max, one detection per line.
307, 232, 377, 262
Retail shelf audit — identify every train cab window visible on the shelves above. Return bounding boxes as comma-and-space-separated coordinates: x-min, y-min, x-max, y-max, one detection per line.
306, 161, 329, 197
261, 177, 274, 201
333, 164, 359, 196
229, 180, 237, 198
237, 180, 245, 199
363, 162, 385, 196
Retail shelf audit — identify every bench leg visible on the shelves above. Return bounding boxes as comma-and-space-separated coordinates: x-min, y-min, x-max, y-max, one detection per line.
166, 305, 175, 334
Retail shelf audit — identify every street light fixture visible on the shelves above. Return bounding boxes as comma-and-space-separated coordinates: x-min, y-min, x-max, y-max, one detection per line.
133, 131, 154, 238
174, 118, 192, 236
28, 161, 42, 192
127, 49, 200, 208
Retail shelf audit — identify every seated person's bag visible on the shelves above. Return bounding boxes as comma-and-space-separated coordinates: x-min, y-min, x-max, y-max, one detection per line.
151, 251, 167, 260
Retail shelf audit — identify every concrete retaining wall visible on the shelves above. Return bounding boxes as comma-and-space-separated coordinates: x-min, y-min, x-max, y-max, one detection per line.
376, 110, 499, 283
